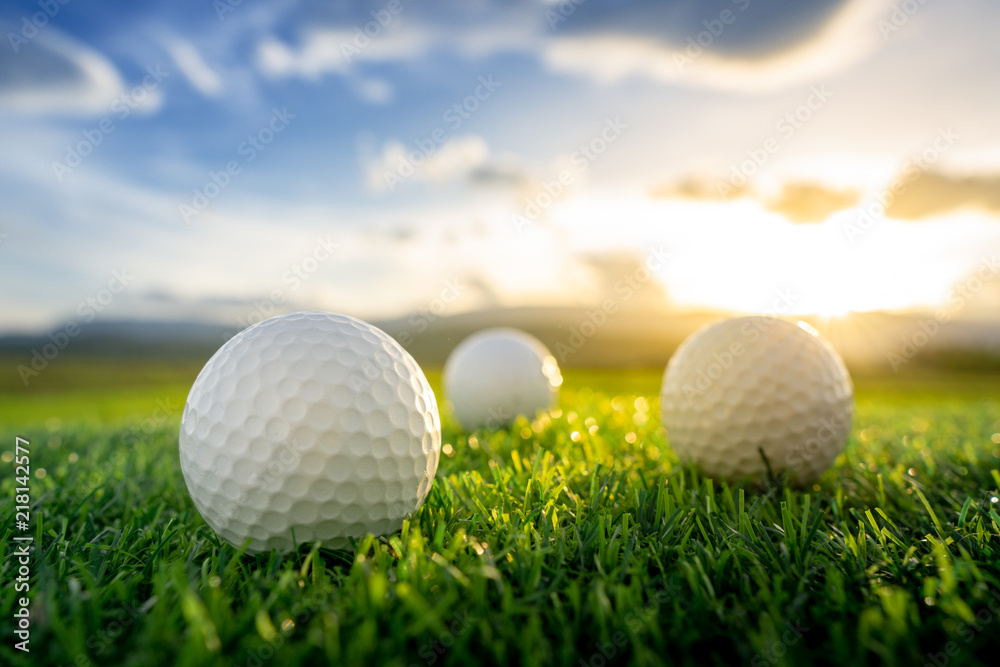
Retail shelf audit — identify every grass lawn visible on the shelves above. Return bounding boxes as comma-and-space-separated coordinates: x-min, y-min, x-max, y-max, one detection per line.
1, 359, 999, 666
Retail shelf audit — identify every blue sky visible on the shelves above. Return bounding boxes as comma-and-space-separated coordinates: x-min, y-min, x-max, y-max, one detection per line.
3, 0, 1000, 333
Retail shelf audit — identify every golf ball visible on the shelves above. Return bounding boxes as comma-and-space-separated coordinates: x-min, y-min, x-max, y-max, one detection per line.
179, 311, 441, 553
443, 328, 562, 430
660, 317, 853, 485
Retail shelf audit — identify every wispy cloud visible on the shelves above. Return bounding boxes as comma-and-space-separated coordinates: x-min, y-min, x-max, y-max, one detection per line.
164, 38, 222, 97
255, 26, 428, 78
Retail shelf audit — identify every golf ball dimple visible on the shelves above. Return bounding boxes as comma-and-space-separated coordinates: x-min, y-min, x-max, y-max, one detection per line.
179, 311, 441, 553
660, 317, 853, 485
443, 327, 562, 430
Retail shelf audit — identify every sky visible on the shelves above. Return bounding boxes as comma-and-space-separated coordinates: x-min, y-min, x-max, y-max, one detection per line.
2, 0, 1000, 334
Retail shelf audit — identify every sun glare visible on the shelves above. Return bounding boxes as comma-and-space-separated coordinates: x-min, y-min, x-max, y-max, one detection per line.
811, 301, 852, 318
550, 196, 980, 317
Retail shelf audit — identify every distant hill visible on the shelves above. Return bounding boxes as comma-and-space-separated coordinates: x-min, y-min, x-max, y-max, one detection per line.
0, 320, 231, 359
2, 308, 999, 372
374, 306, 718, 368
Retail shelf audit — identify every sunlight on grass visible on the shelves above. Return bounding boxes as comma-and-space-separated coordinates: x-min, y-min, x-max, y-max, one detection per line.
1, 365, 998, 665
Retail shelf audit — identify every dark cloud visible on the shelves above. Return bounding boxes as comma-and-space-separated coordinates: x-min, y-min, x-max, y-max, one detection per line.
469, 162, 530, 188
0, 25, 124, 114
0, 26, 80, 90
886, 170, 1000, 220
558, 0, 852, 60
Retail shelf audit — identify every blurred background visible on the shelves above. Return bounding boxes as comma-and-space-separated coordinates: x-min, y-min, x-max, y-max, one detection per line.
2, 0, 1000, 380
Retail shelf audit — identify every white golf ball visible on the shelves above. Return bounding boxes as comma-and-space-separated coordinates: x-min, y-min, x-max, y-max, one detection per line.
660, 317, 853, 485
443, 328, 562, 430
179, 311, 441, 553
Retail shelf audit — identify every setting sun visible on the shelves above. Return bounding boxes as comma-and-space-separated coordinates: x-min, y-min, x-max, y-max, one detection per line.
546, 196, 996, 319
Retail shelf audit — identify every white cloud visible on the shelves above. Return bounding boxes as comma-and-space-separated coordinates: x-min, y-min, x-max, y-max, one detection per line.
543, 0, 895, 93
256, 26, 428, 80
351, 76, 393, 104
256, 34, 346, 79
422, 136, 490, 183
256, 31, 400, 104
164, 38, 222, 97
365, 135, 490, 192
0, 29, 134, 115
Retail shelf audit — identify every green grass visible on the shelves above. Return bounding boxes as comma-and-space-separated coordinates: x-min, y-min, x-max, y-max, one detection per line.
1, 364, 1000, 666
0, 355, 202, 427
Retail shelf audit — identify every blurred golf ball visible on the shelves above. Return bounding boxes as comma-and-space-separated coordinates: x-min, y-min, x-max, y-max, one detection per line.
179, 311, 441, 553
660, 317, 853, 485
443, 327, 562, 430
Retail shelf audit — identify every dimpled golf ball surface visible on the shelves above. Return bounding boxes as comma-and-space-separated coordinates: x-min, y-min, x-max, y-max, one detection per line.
661, 317, 853, 485
179, 311, 441, 553
444, 328, 562, 430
